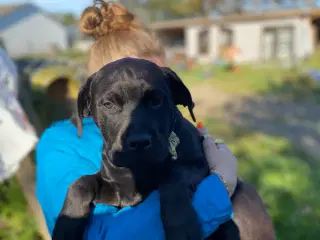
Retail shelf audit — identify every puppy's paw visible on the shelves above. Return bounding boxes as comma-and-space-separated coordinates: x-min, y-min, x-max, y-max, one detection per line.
165, 222, 202, 240
61, 175, 98, 217
163, 206, 202, 240
53, 174, 101, 240
165, 215, 202, 240
52, 216, 88, 240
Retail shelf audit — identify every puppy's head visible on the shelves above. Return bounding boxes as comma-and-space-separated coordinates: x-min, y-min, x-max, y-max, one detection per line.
75, 58, 195, 169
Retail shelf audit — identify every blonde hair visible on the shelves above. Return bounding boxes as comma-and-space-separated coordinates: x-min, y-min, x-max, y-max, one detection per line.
80, 0, 165, 74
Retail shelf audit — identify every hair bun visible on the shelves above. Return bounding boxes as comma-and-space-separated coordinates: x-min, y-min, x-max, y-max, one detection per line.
80, 0, 136, 38
79, 7, 102, 38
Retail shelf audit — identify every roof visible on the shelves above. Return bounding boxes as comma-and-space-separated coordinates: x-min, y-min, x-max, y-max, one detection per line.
149, 8, 320, 30
0, 3, 64, 32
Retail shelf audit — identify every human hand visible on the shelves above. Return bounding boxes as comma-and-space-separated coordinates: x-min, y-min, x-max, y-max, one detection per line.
197, 121, 237, 196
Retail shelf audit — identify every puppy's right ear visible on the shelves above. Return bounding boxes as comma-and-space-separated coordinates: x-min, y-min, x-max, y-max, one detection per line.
161, 67, 196, 122
75, 76, 94, 137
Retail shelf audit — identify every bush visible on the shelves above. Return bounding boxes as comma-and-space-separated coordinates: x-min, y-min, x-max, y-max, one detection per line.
265, 73, 320, 104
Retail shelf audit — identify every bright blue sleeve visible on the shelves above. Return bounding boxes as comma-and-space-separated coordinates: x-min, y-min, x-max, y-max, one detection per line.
36, 118, 233, 239
86, 175, 232, 240
35, 118, 110, 235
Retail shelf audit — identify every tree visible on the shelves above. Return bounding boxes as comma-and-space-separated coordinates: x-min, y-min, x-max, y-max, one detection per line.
122, 0, 247, 20
143, 0, 244, 19
143, 0, 204, 19
201, 0, 224, 14
62, 13, 77, 26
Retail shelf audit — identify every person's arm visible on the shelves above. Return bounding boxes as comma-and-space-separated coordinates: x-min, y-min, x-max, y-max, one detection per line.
37, 120, 233, 239
85, 173, 232, 240
35, 120, 115, 235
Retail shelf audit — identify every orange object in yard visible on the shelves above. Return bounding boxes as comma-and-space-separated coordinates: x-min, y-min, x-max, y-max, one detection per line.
226, 46, 241, 62
197, 121, 204, 129
232, 65, 238, 72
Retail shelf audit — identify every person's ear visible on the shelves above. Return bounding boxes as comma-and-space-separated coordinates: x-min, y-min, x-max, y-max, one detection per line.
75, 75, 94, 137
161, 67, 196, 122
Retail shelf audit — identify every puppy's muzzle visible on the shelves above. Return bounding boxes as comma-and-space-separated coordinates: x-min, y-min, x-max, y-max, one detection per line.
126, 134, 152, 151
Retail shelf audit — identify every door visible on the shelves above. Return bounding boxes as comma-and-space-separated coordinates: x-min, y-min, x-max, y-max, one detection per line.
277, 27, 293, 60
262, 28, 277, 61
261, 26, 294, 62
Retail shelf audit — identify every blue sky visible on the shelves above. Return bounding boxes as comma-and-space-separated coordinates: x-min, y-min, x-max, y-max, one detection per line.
0, 0, 95, 15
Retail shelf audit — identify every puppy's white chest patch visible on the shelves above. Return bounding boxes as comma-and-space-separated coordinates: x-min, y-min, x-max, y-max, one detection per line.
168, 131, 180, 160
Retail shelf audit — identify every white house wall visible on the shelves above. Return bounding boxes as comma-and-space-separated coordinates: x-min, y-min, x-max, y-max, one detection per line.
185, 16, 314, 63
184, 25, 220, 63
228, 17, 313, 62
297, 17, 314, 58
1, 13, 67, 57
185, 26, 200, 58
229, 21, 261, 62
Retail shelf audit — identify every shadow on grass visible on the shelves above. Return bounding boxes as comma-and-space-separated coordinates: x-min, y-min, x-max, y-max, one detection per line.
203, 118, 320, 240
262, 72, 320, 104
204, 75, 320, 239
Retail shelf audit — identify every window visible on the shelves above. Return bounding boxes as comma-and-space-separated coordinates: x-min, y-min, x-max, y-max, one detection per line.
220, 28, 233, 47
199, 29, 210, 54
262, 26, 293, 61
262, 28, 277, 60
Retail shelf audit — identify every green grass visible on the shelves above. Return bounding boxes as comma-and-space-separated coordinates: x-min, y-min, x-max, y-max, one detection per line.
172, 61, 320, 239
16, 49, 88, 64
179, 61, 320, 104
203, 118, 320, 240
177, 64, 287, 94
179, 96, 320, 239
301, 49, 320, 69
0, 179, 40, 240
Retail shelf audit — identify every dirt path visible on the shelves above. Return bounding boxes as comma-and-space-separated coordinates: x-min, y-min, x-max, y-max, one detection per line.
190, 84, 231, 119
190, 83, 320, 159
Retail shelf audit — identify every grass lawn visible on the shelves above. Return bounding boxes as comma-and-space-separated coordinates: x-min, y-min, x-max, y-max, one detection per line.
1, 53, 320, 239
177, 64, 285, 93
0, 179, 40, 240
203, 118, 320, 240
179, 60, 320, 239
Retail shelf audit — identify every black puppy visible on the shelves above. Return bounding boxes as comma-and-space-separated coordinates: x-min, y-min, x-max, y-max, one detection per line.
52, 58, 240, 240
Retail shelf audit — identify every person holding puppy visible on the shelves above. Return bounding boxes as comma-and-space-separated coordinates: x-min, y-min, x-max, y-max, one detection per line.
36, 1, 239, 239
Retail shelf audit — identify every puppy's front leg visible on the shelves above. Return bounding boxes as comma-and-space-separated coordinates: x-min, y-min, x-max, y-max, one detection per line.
159, 170, 202, 240
52, 173, 101, 240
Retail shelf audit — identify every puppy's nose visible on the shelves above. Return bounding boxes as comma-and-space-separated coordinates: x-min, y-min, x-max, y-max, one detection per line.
127, 134, 152, 151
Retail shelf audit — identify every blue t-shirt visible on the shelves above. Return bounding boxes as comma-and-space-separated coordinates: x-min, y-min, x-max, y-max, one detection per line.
36, 118, 233, 239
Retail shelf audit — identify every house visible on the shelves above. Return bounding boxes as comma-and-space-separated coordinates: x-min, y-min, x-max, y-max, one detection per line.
65, 24, 94, 52
149, 4, 320, 64
0, 3, 68, 57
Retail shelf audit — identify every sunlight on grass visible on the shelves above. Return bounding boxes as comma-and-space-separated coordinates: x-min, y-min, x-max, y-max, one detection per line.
301, 49, 320, 69
0, 179, 40, 240
176, 64, 288, 95
203, 117, 320, 240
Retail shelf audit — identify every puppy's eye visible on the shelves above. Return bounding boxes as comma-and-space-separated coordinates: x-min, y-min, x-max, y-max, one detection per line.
150, 95, 163, 109
103, 101, 115, 110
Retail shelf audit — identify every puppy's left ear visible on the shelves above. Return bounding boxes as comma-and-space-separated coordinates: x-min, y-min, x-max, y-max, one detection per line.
162, 67, 196, 122
75, 75, 94, 137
